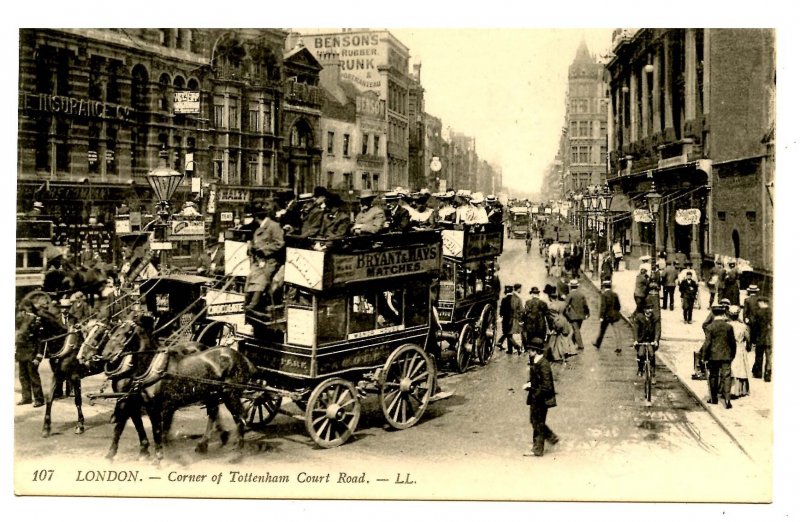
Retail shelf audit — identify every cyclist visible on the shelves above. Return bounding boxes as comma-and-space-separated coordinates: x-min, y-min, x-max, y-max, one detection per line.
631, 301, 661, 383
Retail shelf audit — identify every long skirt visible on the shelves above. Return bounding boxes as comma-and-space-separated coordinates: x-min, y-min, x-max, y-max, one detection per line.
547, 329, 575, 362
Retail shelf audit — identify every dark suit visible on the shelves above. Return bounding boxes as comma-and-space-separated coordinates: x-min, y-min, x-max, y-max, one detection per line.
564, 289, 590, 349
522, 296, 549, 346
634, 272, 649, 311
701, 317, 737, 403
594, 289, 621, 348
661, 265, 679, 310
497, 294, 521, 352
747, 296, 772, 380
299, 204, 326, 238
679, 278, 699, 322
320, 209, 352, 239
388, 205, 412, 233
526, 352, 558, 455
631, 311, 661, 375
15, 312, 44, 405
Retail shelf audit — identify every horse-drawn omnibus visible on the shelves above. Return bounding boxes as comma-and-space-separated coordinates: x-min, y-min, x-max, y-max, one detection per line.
15, 216, 56, 302
436, 222, 502, 372
193, 230, 449, 448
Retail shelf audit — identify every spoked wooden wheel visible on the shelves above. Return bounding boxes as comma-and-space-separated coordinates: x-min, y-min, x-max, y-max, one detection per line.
644, 360, 652, 403
195, 321, 236, 348
242, 380, 282, 429
454, 324, 474, 373
380, 344, 435, 430
18, 290, 53, 311
475, 306, 497, 365
304, 378, 361, 448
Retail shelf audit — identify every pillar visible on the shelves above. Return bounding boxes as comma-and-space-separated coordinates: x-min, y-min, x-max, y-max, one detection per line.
629, 69, 638, 142
641, 64, 650, 137
685, 29, 697, 122
663, 35, 673, 134
666, 200, 677, 259
652, 50, 661, 134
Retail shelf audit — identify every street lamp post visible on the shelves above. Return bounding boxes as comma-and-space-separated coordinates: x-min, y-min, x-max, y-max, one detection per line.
645, 181, 663, 273
147, 148, 184, 272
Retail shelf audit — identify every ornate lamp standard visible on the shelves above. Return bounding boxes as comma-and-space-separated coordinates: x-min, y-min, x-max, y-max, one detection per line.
147, 148, 184, 271
645, 181, 663, 273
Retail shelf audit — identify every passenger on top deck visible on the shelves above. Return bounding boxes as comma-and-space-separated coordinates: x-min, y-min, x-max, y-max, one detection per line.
409, 190, 437, 229
319, 193, 352, 239
298, 186, 329, 238
353, 189, 386, 235
435, 189, 457, 224
384, 191, 412, 233
251, 201, 285, 297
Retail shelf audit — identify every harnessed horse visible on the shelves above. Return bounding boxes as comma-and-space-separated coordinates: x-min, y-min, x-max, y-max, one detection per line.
99, 317, 255, 461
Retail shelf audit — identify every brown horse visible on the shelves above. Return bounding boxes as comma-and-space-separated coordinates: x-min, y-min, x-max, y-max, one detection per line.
99, 318, 255, 461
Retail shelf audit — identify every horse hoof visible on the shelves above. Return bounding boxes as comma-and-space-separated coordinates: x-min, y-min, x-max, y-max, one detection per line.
195, 442, 208, 454
41, 429, 51, 438
105, 451, 116, 461
219, 431, 230, 446
75, 425, 85, 435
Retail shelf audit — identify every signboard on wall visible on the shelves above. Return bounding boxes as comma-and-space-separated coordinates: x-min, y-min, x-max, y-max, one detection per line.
633, 209, 653, 223
173, 91, 200, 114
301, 31, 389, 93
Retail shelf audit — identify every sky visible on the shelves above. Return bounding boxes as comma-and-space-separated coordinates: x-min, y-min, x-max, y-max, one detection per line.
391, 28, 613, 197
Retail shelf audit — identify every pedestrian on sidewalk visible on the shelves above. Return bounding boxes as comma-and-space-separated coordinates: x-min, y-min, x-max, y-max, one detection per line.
702, 298, 730, 332
702, 303, 737, 408
593, 280, 622, 352
747, 288, 772, 382
612, 240, 623, 271
523, 337, 559, 457
726, 305, 750, 399
15, 305, 45, 408
661, 261, 679, 311
707, 261, 724, 309
600, 253, 613, 284
721, 261, 741, 306
564, 279, 590, 351
634, 266, 649, 312
679, 272, 699, 323
556, 274, 570, 300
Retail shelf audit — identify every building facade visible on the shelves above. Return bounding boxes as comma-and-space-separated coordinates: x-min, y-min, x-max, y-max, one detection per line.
17, 28, 308, 241
562, 39, 609, 195
606, 28, 774, 287
297, 30, 412, 189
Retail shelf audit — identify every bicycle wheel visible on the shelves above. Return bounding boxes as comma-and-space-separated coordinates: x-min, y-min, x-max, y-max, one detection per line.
644, 358, 652, 402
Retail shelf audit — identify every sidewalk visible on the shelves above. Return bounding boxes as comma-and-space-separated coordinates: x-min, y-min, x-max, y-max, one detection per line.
582, 266, 772, 464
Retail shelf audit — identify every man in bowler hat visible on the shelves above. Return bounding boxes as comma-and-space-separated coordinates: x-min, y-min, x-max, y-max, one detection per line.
524, 337, 559, 457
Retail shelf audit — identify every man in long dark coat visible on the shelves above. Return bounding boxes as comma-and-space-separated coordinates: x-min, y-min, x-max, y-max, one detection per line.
593, 280, 622, 351
522, 287, 549, 348
563, 280, 590, 350
524, 337, 559, 457
702, 304, 737, 408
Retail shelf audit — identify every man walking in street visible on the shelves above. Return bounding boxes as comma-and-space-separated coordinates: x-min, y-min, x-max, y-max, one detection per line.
509, 283, 525, 354
634, 266, 649, 312
679, 272, 699, 324
523, 337, 559, 457
564, 279, 590, 351
701, 303, 737, 408
522, 287, 549, 349
594, 280, 622, 352
497, 286, 522, 354
661, 261, 679, 311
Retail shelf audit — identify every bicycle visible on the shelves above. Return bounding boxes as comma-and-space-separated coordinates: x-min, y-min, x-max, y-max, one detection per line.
634, 341, 657, 403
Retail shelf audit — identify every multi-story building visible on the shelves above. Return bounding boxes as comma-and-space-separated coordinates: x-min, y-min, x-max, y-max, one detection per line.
423, 113, 445, 191
606, 28, 774, 288
449, 131, 478, 191
296, 29, 412, 188
17, 28, 306, 240
562, 39, 609, 195
407, 63, 427, 191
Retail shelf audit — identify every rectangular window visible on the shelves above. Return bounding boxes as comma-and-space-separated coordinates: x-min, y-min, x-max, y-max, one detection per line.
264, 102, 273, 134
228, 97, 239, 130
318, 296, 347, 345
247, 154, 259, 185
214, 97, 225, 128
570, 121, 578, 137
373, 174, 380, 190
374, 135, 380, 155
580, 121, 591, 137
248, 103, 259, 133
343, 134, 350, 156
362, 172, 370, 189
571, 146, 579, 164
228, 151, 239, 184
327, 171, 334, 188
362, 133, 369, 155
717, 211, 727, 221
746, 211, 757, 222
343, 172, 352, 190
579, 146, 590, 163
327, 131, 335, 154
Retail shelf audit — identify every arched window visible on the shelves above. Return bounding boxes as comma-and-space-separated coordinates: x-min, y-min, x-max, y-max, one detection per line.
290, 120, 312, 148
131, 64, 149, 111
187, 78, 199, 90
158, 73, 171, 111
173, 75, 185, 90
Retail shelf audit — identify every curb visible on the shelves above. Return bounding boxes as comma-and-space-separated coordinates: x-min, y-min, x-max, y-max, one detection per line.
579, 271, 753, 460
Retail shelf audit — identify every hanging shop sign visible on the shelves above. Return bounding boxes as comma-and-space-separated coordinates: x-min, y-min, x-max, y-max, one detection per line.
633, 209, 653, 223
675, 208, 701, 226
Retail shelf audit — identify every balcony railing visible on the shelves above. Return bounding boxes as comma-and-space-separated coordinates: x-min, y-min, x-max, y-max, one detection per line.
284, 79, 321, 106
